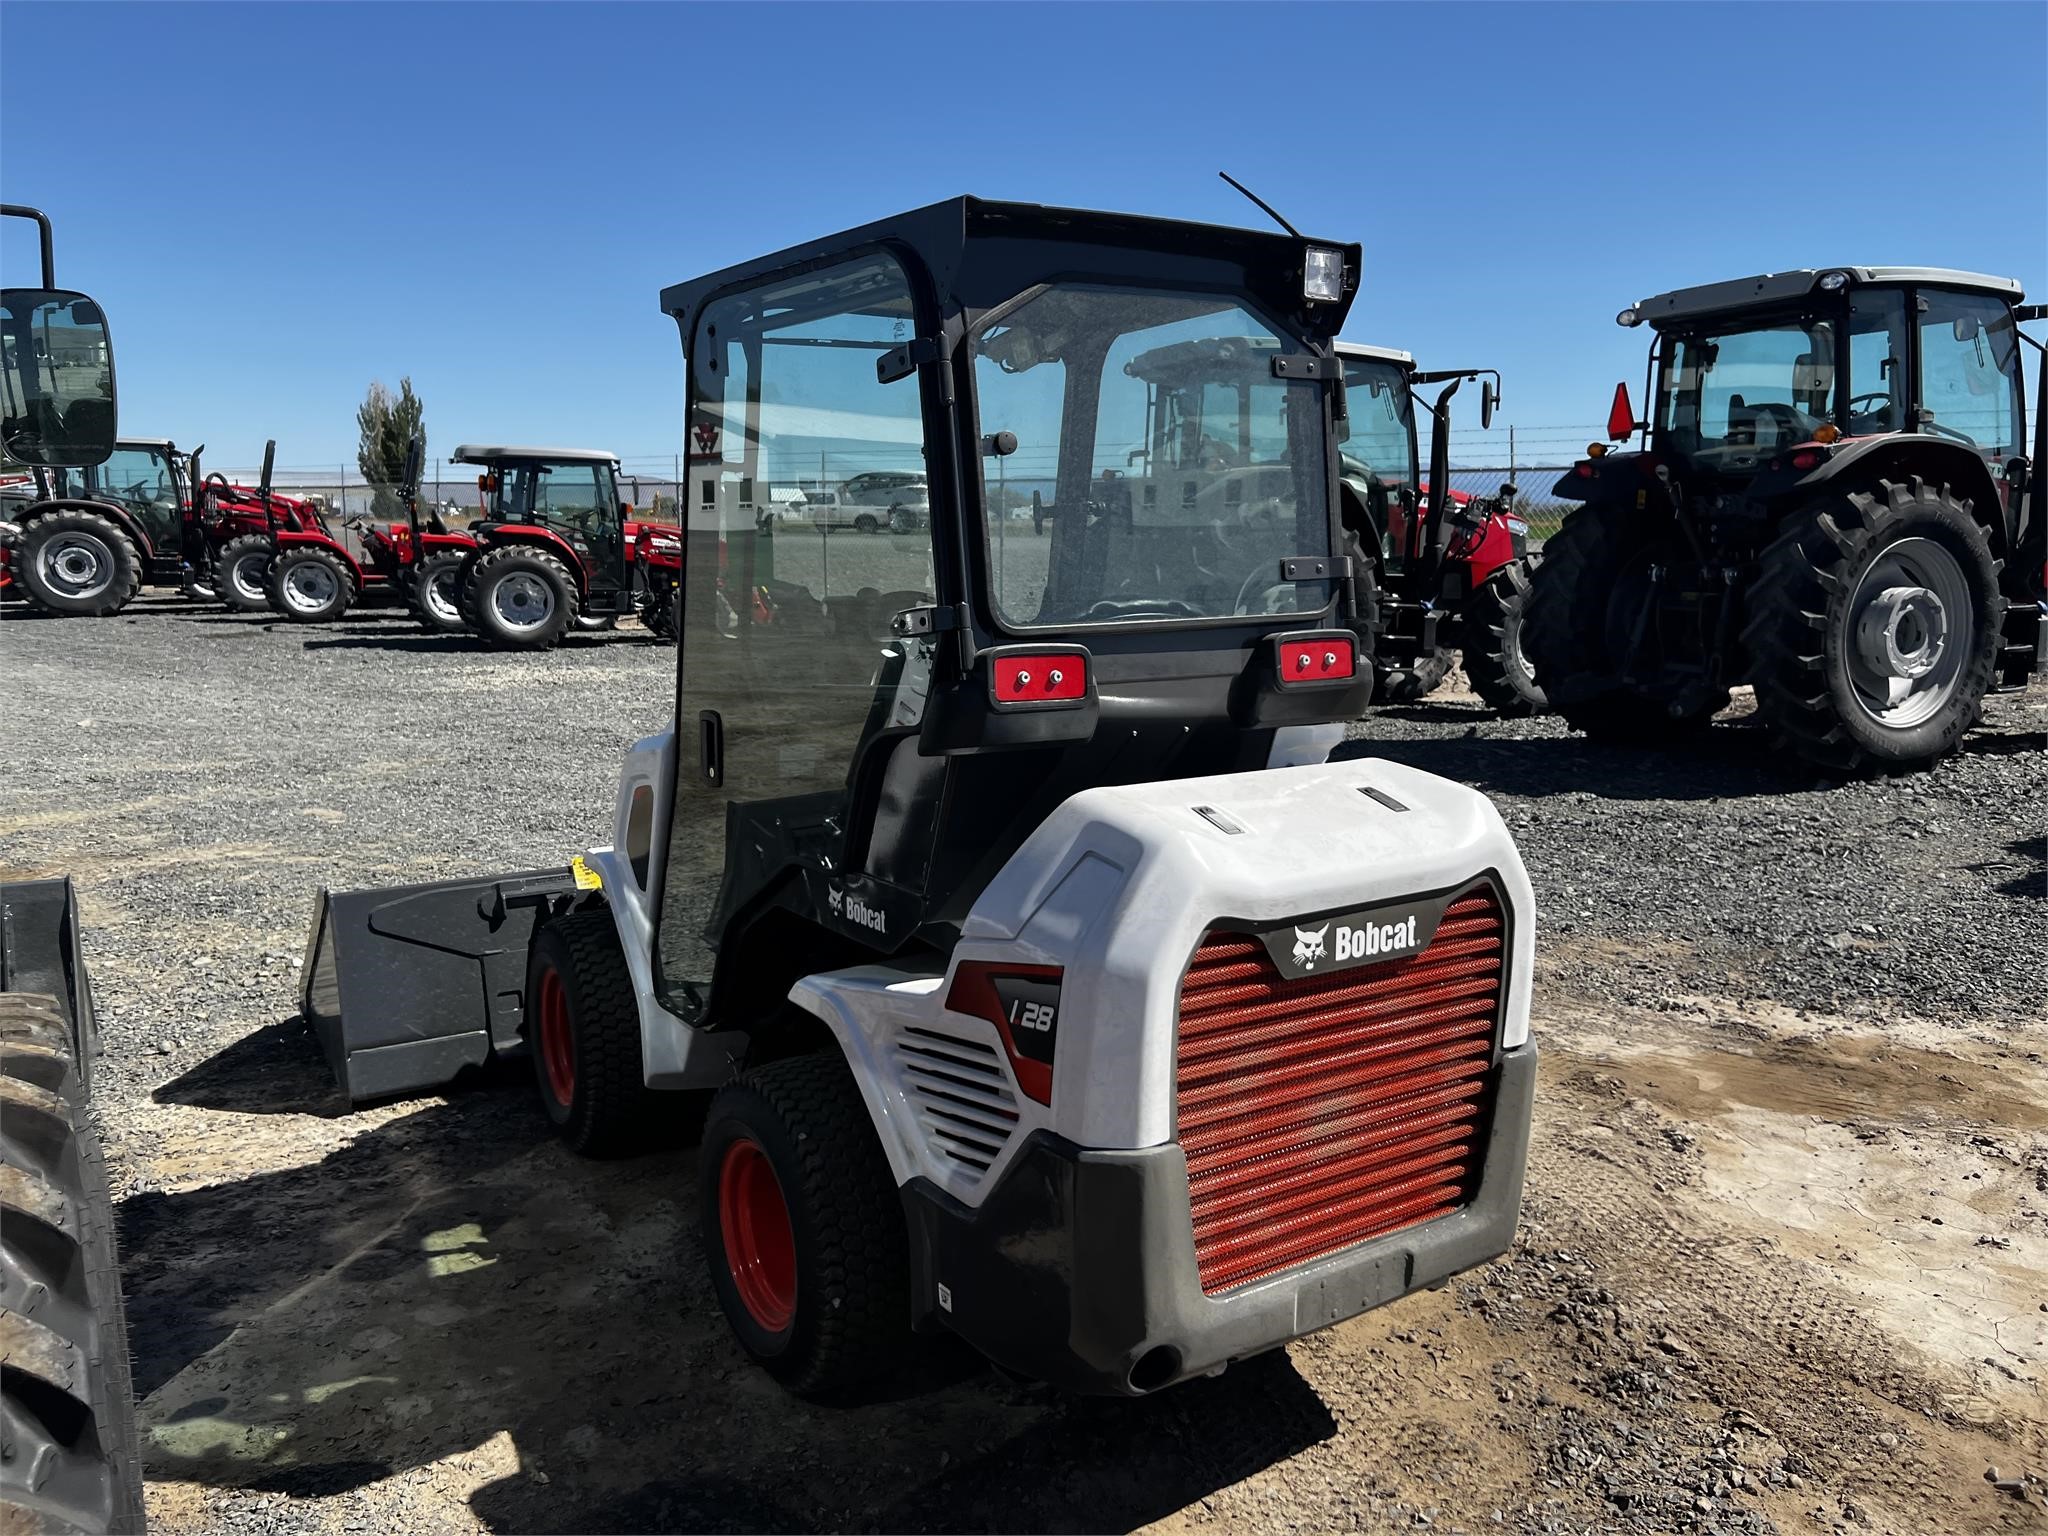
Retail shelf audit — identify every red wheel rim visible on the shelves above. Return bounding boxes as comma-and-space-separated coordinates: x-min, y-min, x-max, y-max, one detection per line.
717, 1137, 797, 1333
537, 967, 575, 1106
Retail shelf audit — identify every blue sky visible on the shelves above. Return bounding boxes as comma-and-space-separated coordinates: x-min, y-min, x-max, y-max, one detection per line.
4, 1, 2042, 475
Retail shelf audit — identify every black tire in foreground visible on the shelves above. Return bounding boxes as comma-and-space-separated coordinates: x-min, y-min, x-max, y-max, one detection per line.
1744, 477, 2001, 774
0, 992, 145, 1535
525, 908, 669, 1157
409, 551, 469, 634
213, 534, 275, 613
16, 512, 141, 618
699, 1052, 911, 1398
1523, 498, 1724, 743
1460, 557, 1547, 718
459, 544, 579, 650
264, 545, 357, 624
1373, 648, 1452, 706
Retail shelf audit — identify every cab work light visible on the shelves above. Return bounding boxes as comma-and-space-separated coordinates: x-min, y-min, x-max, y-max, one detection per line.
1303, 246, 1345, 303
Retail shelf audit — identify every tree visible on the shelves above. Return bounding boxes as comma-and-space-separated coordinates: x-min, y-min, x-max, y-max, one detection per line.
356, 377, 425, 516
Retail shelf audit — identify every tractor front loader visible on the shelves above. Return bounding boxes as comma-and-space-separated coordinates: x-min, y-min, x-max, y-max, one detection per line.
0, 203, 147, 1534
302, 197, 1537, 1401
1529, 266, 2045, 772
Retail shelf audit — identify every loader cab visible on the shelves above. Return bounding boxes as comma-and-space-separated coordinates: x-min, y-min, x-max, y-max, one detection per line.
652, 195, 1365, 1023
1335, 344, 1419, 563
1619, 268, 2028, 497
92, 438, 184, 552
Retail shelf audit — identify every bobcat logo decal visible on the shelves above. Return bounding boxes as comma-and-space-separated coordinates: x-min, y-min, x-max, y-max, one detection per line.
1291, 923, 1329, 970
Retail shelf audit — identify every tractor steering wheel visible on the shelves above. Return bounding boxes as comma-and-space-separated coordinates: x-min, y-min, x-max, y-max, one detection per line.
1845, 391, 1896, 433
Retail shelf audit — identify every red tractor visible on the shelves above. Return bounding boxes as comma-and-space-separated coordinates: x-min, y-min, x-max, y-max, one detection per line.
209, 451, 349, 615
1336, 343, 1544, 714
451, 445, 678, 649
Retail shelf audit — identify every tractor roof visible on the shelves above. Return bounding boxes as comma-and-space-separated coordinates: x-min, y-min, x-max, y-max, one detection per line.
657, 194, 1361, 342
451, 445, 618, 466
1334, 341, 1415, 368
115, 436, 175, 450
1633, 267, 2024, 327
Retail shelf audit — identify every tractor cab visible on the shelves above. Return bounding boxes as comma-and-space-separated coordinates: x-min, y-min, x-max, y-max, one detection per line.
654, 196, 1367, 1020
452, 444, 633, 647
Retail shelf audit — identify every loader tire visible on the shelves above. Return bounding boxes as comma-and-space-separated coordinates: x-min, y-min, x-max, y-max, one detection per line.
1743, 477, 2000, 774
1373, 648, 1451, 705
17, 512, 141, 618
264, 546, 356, 623
1, 994, 145, 1535
409, 551, 468, 634
214, 534, 275, 612
525, 909, 668, 1157
460, 545, 578, 650
1460, 557, 1547, 717
1524, 498, 1724, 742
700, 1052, 910, 1398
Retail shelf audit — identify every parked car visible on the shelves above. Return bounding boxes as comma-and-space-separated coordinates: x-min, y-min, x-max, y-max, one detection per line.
813, 470, 928, 533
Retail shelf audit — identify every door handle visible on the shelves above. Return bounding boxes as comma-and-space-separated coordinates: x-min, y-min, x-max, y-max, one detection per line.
697, 709, 724, 787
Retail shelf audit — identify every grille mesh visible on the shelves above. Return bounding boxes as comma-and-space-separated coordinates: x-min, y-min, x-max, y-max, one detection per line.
1175, 886, 1505, 1294
895, 1025, 1020, 1175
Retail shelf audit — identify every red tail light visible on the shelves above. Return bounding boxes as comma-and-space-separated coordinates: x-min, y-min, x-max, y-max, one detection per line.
988, 648, 1089, 710
1607, 382, 1636, 442
1790, 449, 1826, 472
1274, 632, 1357, 687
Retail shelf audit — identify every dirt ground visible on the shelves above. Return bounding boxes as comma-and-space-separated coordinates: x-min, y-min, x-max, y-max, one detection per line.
2, 595, 2043, 1536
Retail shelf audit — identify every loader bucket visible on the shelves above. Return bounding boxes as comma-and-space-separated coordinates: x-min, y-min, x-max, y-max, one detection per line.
300, 867, 579, 1103
0, 875, 99, 1080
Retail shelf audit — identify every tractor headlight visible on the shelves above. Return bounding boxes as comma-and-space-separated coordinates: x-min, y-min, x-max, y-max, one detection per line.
1818, 270, 1851, 292
1616, 306, 1644, 328
1303, 246, 1345, 303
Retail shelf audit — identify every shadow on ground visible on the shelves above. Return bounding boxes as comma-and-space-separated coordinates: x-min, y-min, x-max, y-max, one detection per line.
127, 1039, 1332, 1534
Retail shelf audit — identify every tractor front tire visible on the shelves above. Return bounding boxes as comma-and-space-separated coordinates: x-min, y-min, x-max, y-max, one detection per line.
700, 1052, 911, 1398
641, 587, 680, 642
1373, 649, 1452, 705
460, 545, 579, 650
214, 534, 276, 612
410, 551, 469, 633
1744, 477, 2001, 773
0, 994, 145, 1535
1460, 558, 1547, 717
1524, 499, 1723, 743
526, 909, 668, 1157
265, 546, 357, 623
17, 512, 141, 617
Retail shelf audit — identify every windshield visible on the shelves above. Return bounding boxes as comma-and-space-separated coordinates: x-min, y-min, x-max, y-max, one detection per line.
1658, 311, 1840, 467
1338, 357, 1416, 490
973, 285, 1332, 628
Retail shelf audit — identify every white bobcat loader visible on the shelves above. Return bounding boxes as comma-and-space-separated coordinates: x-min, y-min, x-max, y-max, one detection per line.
302, 197, 1538, 1397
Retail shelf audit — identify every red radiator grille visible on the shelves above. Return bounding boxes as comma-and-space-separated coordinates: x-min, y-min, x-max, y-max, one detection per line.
1175, 886, 1505, 1295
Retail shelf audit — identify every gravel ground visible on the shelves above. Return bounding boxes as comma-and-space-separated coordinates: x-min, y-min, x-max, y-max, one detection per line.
2, 593, 2043, 1536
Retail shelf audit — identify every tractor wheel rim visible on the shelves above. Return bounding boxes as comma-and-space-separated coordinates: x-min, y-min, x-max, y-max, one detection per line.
537, 966, 574, 1105
424, 571, 460, 624
282, 561, 339, 613
718, 1137, 797, 1333
492, 571, 555, 632
230, 554, 269, 602
1846, 536, 1968, 730
38, 533, 113, 598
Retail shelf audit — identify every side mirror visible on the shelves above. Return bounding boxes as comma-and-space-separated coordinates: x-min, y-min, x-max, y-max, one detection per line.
0, 287, 118, 468
1479, 380, 1496, 432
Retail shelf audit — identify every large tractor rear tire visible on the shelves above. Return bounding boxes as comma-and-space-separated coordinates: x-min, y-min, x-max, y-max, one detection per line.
17, 512, 141, 618
409, 551, 469, 634
264, 546, 357, 624
0, 993, 145, 1535
1460, 557, 1547, 717
214, 534, 275, 613
460, 545, 578, 650
1744, 477, 2001, 773
1372, 649, 1452, 705
1524, 499, 1724, 743
699, 1052, 911, 1398
525, 908, 668, 1157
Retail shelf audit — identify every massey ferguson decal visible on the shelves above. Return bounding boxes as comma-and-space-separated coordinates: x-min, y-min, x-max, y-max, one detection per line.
1257, 888, 1469, 981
